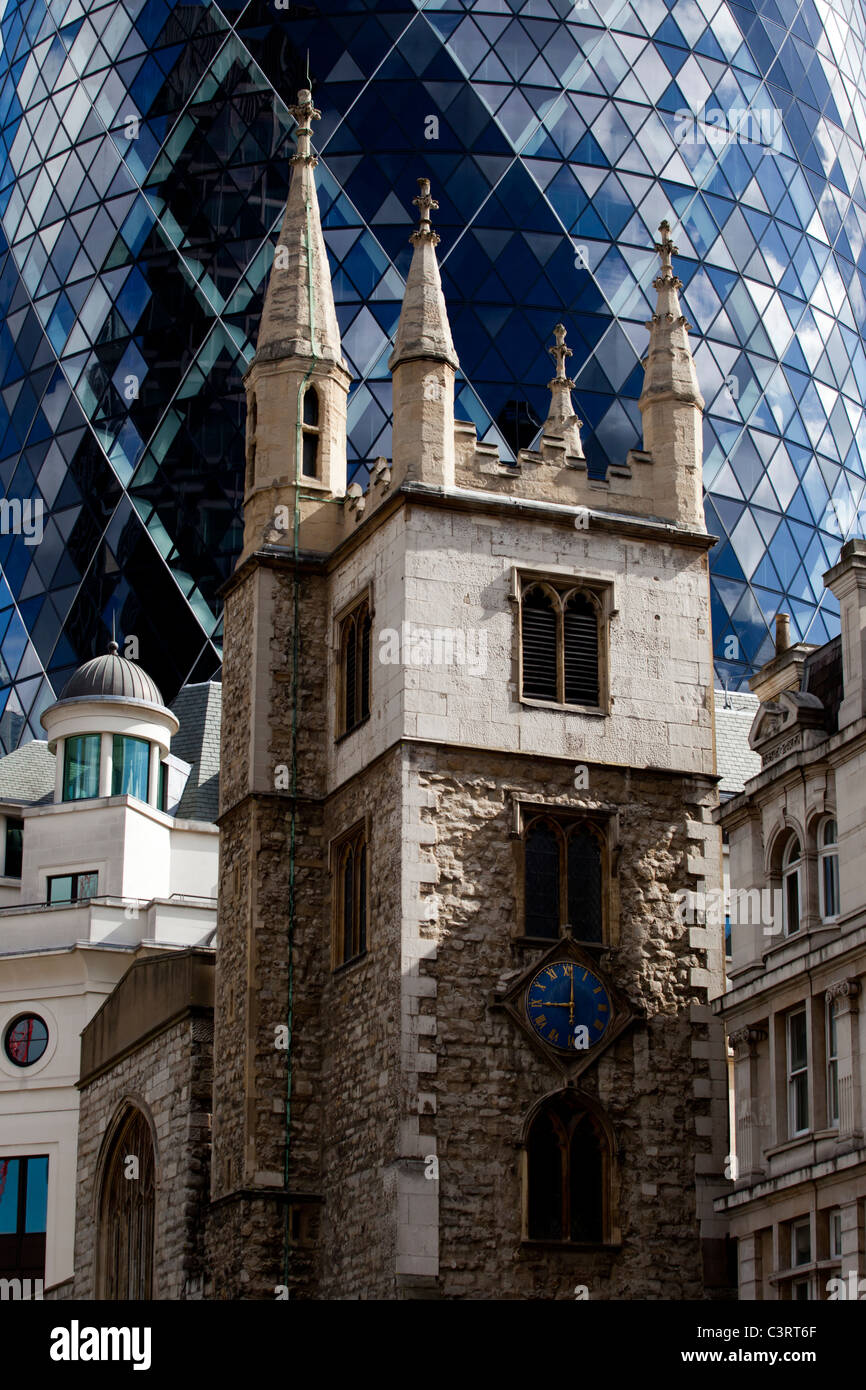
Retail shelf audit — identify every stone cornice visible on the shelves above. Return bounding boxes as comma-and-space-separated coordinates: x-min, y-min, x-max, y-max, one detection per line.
714, 921, 866, 1017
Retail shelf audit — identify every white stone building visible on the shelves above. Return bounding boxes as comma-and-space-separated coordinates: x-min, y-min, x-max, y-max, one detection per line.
715, 547, 866, 1299
0, 648, 219, 1293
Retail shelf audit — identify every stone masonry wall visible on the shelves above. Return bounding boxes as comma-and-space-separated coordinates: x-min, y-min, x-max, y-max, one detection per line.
407, 742, 726, 1299
67, 1013, 212, 1300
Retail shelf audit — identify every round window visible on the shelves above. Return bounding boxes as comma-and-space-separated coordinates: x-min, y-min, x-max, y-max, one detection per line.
4, 1014, 48, 1067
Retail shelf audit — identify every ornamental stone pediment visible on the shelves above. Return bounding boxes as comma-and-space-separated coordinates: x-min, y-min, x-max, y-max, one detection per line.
749, 689, 826, 766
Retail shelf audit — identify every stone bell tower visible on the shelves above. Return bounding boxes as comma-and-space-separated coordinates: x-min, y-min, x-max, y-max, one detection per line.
208, 96, 730, 1296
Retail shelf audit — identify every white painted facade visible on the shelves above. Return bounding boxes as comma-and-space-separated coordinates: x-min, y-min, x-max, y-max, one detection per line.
0, 662, 217, 1293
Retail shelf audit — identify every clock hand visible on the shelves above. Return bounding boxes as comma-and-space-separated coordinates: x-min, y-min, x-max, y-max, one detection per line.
569, 971, 574, 1026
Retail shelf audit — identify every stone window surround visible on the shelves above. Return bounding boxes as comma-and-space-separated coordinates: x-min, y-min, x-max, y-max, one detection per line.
332, 582, 374, 745
763, 804, 842, 948
817, 814, 840, 924
508, 565, 616, 717
518, 1085, 621, 1251
508, 794, 620, 949
328, 815, 370, 971
786, 1004, 810, 1139
733, 975, 860, 1169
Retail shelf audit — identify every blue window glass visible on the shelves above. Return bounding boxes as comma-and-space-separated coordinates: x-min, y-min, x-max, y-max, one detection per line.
111, 734, 150, 800
24, 1156, 48, 1233
0, 1159, 20, 1233
62, 733, 100, 800
47, 871, 98, 904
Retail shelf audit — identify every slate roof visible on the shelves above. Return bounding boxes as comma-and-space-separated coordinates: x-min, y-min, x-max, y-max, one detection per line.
0, 740, 56, 805
169, 682, 221, 823
714, 690, 762, 799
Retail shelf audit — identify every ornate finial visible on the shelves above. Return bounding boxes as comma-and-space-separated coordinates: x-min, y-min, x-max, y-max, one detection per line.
289, 88, 321, 166
107, 640, 119, 655
548, 323, 573, 382
411, 177, 440, 246
653, 219, 683, 292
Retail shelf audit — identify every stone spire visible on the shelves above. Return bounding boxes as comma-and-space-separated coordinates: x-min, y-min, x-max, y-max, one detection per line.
639, 221, 704, 410
635, 221, 705, 528
542, 323, 585, 460
255, 89, 344, 367
389, 179, 459, 372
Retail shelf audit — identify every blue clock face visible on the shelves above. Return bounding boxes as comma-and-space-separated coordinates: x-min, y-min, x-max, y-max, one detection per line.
526, 961, 612, 1054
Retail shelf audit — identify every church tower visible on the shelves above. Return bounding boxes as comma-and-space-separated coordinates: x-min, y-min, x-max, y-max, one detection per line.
208, 96, 730, 1298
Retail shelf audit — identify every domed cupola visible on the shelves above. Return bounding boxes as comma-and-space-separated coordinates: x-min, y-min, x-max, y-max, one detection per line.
41, 643, 179, 809
59, 641, 165, 707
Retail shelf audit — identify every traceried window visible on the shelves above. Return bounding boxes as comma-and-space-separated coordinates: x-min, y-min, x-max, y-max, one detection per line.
98, 1107, 155, 1300
782, 835, 802, 936
787, 1007, 809, 1137
301, 385, 320, 478
523, 815, 604, 943
818, 818, 840, 922
338, 598, 371, 737
526, 1092, 607, 1244
334, 825, 367, 968
520, 580, 601, 708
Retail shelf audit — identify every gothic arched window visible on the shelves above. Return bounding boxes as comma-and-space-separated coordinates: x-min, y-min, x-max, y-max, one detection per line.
97, 1106, 155, 1300
524, 819, 560, 938
523, 816, 605, 942
302, 385, 320, 478
333, 824, 368, 967
338, 598, 371, 736
527, 1092, 608, 1243
520, 580, 602, 708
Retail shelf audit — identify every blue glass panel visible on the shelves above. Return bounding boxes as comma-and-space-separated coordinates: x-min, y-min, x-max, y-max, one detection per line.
24, 1156, 48, 1232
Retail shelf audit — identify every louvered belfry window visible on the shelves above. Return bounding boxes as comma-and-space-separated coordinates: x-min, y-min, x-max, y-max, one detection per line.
339, 599, 372, 735
521, 581, 600, 707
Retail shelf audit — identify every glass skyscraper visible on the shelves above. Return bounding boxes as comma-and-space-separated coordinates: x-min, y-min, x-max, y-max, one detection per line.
0, 0, 864, 748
